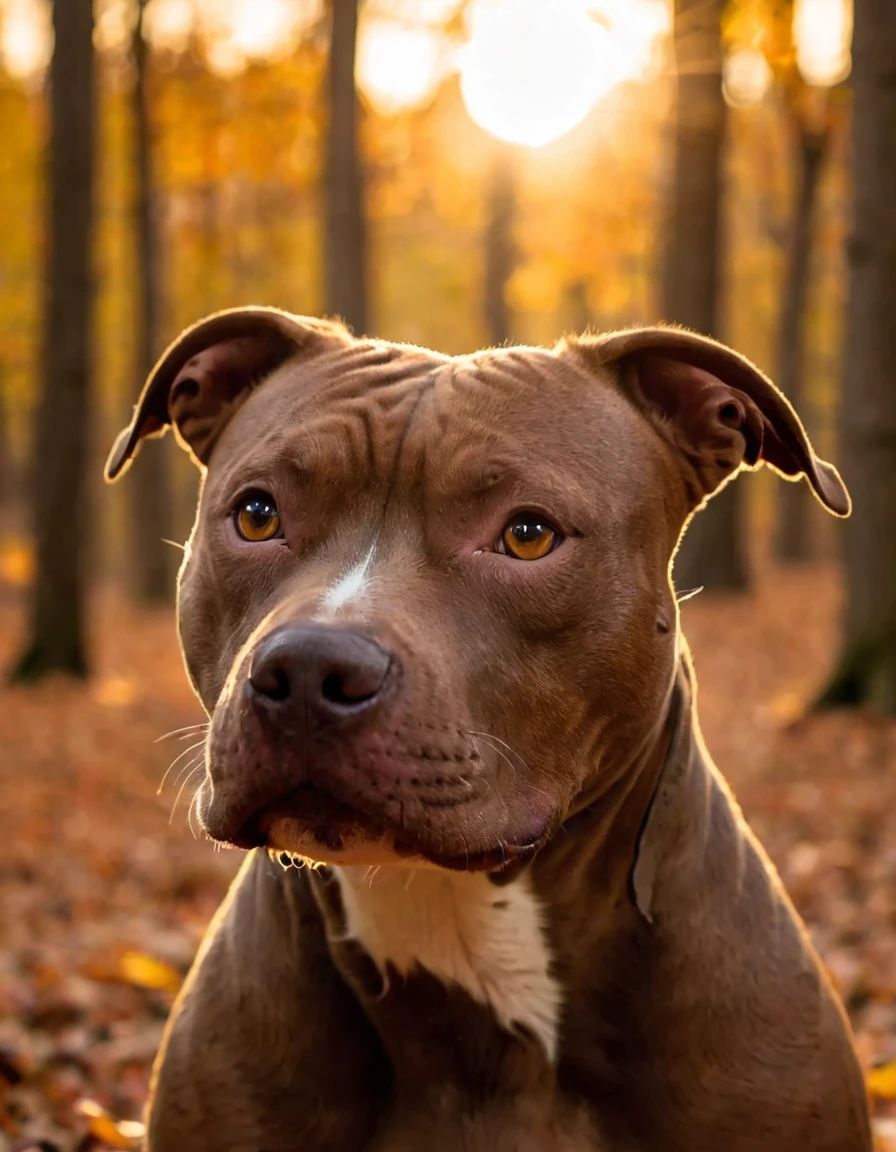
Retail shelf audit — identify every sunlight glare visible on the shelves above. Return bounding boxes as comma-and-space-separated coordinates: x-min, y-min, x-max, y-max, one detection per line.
200, 0, 322, 75
793, 0, 852, 87
459, 0, 666, 149
585, 0, 671, 80
228, 0, 301, 60
366, 0, 462, 26
357, 20, 446, 116
723, 47, 773, 108
0, 0, 51, 80
94, 0, 133, 54
144, 0, 195, 55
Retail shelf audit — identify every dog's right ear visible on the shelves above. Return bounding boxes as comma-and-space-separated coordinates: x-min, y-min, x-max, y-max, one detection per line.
104, 307, 349, 482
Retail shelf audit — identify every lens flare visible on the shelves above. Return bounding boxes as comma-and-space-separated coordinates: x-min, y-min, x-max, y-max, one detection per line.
723, 47, 773, 108
356, 20, 446, 115
793, 0, 852, 87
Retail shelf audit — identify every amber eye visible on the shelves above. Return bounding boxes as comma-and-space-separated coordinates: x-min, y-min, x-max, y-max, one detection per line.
500, 513, 560, 561
235, 492, 282, 542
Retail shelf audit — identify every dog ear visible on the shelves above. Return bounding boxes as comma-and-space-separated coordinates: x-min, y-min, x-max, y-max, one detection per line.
104, 307, 348, 482
565, 325, 850, 517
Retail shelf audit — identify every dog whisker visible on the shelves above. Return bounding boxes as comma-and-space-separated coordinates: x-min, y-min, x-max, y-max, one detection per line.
187, 788, 201, 840
170, 763, 205, 827
173, 751, 206, 791
158, 739, 207, 794
676, 586, 704, 604
468, 730, 530, 773
467, 760, 513, 829
154, 722, 209, 745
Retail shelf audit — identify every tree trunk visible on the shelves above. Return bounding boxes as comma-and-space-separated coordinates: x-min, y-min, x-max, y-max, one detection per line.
663, 0, 748, 593
818, 0, 896, 714
11, 0, 95, 681
324, 0, 367, 334
0, 373, 9, 530
129, 0, 174, 604
484, 143, 517, 346
774, 124, 828, 564
567, 279, 592, 335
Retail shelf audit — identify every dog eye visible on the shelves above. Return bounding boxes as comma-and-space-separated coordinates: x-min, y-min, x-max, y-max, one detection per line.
499, 513, 561, 561
234, 492, 282, 542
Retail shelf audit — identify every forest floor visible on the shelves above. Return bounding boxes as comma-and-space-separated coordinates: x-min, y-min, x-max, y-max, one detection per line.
1, 567, 895, 1150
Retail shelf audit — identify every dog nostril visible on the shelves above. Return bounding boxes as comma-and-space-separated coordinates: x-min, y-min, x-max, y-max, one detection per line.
250, 664, 290, 702
321, 668, 383, 706
322, 671, 352, 705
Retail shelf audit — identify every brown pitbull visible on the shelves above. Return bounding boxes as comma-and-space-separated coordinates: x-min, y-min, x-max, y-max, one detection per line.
107, 308, 871, 1151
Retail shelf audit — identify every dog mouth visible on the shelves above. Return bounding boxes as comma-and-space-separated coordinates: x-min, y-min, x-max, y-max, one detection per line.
233, 782, 548, 873
237, 784, 393, 850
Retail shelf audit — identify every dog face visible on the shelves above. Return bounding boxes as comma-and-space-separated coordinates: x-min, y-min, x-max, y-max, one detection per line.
107, 309, 848, 872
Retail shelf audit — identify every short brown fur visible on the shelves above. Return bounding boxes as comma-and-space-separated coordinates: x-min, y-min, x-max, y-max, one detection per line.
107, 309, 869, 1151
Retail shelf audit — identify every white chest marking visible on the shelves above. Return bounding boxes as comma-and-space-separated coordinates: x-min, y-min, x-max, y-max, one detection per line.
334, 866, 562, 1062
322, 544, 376, 613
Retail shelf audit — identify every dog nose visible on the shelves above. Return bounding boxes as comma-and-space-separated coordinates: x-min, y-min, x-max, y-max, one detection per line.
247, 624, 393, 720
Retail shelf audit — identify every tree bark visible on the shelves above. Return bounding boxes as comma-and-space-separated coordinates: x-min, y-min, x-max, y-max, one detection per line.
663, 0, 748, 593
774, 124, 828, 564
324, 0, 367, 334
129, 0, 174, 604
0, 373, 9, 528
483, 143, 517, 346
818, 0, 896, 713
11, 0, 95, 681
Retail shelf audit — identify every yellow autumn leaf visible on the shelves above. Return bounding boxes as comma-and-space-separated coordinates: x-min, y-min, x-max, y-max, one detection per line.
76, 1099, 145, 1150
868, 1060, 896, 1100
0, 541, 34, 587
92, 676, 139, 709
119, 950, 183, 993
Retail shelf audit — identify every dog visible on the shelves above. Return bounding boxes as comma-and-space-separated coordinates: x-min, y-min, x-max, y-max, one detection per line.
106, 308, 872, 1151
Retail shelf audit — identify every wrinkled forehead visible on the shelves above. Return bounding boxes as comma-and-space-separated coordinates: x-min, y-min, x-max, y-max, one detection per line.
204, 339, 645, 512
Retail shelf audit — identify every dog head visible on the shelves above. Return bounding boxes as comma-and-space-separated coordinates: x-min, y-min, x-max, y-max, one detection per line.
107, 308, 848, 872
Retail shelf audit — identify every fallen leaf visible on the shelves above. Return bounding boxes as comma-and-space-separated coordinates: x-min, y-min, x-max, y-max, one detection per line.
118, 952, 182, 994
869, 1061, 896, 1101
76, 1098, 145, 1150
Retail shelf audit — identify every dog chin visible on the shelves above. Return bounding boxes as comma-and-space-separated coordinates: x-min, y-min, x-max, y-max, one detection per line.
262, 814, 416, 867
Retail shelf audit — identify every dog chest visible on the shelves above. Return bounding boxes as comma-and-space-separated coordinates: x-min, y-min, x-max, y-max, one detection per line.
333, 865, 562, 1061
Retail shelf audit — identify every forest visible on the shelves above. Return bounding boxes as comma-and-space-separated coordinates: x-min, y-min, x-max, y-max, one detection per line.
1, 0, 895, 1148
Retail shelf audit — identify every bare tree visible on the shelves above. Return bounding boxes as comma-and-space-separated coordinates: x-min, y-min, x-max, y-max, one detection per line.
12, 0, 95, 680
0, 373, 9, 529
663, 0, 748, 592
818, 0, 896, 713
483, 143, 517, 346
774, 113, 830, 563
324, 0, 367, 333
129, 0, 174, 604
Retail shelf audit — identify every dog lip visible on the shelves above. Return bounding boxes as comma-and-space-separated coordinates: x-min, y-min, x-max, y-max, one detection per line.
420, 834, 545, 874
237, 783, 381, 848
228, 785, 552, 869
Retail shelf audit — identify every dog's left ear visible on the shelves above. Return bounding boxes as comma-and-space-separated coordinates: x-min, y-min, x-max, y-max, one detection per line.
104, 307, 348, 482
565, 326, 850, 517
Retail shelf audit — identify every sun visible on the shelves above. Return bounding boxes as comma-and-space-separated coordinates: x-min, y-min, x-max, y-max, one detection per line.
458, 0, 668, 149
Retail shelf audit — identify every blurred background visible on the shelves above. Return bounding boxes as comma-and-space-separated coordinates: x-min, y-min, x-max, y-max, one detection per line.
1, 0, 895, 1148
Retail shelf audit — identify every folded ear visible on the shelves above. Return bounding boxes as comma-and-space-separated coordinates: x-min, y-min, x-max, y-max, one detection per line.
565, 326, 850, 517
104, 307, 349, 482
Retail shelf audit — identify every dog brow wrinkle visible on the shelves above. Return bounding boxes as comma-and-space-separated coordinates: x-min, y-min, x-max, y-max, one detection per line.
333, 866, 562, 1062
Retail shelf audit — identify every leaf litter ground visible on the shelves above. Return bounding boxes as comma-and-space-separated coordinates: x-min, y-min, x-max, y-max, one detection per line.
1, 568, 894, 1149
